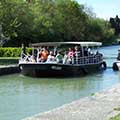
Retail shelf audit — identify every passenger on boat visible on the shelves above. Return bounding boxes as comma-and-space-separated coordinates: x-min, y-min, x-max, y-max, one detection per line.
84, 47, 89, 56
63, 51, 69, 64
117, 48, 120, 60
68, 48, 74, 63
29, 55, 36, 63
68, 48, 74, 58
74, 46, 81, 64
56, 51, 63, 63
21, 43, 26, 59
91, 51, 102, 63
38, 47, 49, 62
46, 51, 56, 63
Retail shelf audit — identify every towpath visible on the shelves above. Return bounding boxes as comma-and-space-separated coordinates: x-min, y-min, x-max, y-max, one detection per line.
22, 84, 120, 120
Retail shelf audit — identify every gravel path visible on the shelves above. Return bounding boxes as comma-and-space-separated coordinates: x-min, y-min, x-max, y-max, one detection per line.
22, 84, 120, 120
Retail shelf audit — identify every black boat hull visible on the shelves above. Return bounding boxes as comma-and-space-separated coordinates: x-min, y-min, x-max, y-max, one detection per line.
19, 62, 106, 77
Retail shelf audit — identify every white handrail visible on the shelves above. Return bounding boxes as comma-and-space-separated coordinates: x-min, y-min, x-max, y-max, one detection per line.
72, 54, 103, 65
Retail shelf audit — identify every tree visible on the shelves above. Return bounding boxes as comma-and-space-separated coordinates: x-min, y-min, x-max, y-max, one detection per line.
0, 0, 115, 46
110, 15, 120, 35
0, 24, 9, 46
84, 18, 114, 43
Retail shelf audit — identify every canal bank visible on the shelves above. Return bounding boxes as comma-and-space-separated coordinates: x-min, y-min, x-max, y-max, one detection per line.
23, 84, 120, 120
0, 65, 20, 75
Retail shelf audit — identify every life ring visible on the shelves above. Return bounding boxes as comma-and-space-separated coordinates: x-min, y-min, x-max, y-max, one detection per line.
101, 61, 107, 69
112, 62, 119, 71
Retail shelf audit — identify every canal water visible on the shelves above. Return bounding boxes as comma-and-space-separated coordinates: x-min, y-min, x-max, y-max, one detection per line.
0, 45, 120, 120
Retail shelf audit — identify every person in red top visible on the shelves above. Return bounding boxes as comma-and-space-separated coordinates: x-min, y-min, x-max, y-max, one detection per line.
68, 48, 74, 63
68, 48, 74, 58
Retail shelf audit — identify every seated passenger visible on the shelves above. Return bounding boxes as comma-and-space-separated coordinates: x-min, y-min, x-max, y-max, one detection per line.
38, 47, 49, 62
56, 51, 63, 63
29, 55, 36, 63
46, 51, 56, 63
63, 51, 69, 64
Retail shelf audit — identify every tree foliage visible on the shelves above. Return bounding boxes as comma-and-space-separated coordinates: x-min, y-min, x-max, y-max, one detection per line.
84, 18, 114, 44
0, 0, 115, 46
110, 15, 120, 35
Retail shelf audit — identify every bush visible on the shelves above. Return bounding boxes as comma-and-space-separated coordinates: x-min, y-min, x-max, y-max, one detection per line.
0, 47, 32, 57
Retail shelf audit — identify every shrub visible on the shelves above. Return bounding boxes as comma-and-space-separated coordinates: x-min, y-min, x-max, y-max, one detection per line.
0, 47, 32, 57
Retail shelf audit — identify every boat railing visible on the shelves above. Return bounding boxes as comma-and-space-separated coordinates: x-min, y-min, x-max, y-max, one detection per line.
71, 54, 103, 65
19, 53, 32, 62
19, 52, 103, 65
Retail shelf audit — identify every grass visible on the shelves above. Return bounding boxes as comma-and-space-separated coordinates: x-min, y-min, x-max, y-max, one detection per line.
0, 57, 19, 65
114, 107, 120, 111
91, 93, 95, 96
110, 107, 120, 120
110, 114, 120, 120
0, 57, 19, 59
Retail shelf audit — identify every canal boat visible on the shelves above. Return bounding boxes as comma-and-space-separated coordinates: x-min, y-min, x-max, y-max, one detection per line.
19, 42, 106, 77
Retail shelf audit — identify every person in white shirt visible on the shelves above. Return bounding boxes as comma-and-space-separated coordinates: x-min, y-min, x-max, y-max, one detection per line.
47, 51, 56, 63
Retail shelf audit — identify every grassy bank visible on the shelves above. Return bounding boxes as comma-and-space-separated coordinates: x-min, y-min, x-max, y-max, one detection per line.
110, 114, 120, 120
110, 107, 120, 120
0, 57, 19, 65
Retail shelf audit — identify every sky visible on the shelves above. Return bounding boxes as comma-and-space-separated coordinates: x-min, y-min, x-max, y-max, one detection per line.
77, 0, 120, 20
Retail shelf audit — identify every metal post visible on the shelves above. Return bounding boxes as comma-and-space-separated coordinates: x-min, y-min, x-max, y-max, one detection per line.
81, 46, 84, 64
21, 43, 26, 59
32, 47, 34, 55
54, 46, 57, 56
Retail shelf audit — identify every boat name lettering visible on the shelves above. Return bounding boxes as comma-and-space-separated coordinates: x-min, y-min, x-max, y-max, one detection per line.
51, 66, 62, 70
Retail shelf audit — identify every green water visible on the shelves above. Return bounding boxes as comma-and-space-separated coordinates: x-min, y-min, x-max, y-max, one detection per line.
0, 45, 120, 120
0, 70, 120, 120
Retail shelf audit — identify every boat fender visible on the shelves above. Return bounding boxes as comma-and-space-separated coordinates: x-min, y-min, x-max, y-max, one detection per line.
19, 65, 23, 70
112, 62, 119, 71
101, 61, 107, 69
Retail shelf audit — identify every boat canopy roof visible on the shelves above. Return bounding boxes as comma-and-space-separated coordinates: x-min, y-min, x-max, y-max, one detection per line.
30, 42, 102, 47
